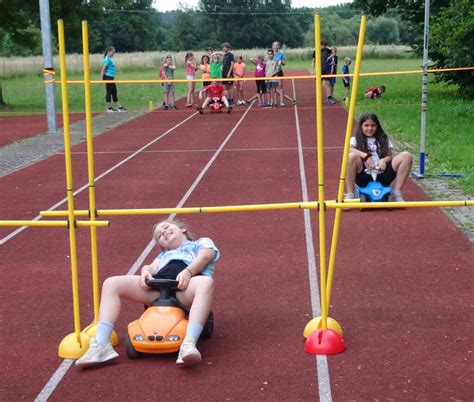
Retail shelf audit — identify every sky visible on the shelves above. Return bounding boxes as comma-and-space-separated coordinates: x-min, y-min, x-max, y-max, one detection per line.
153, 0, 353, 12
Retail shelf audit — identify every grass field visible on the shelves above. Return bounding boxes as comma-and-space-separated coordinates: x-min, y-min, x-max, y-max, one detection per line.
1, 57, 472, 194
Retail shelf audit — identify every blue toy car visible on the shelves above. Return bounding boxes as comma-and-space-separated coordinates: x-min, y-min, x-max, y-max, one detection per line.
355, 169, 392, 203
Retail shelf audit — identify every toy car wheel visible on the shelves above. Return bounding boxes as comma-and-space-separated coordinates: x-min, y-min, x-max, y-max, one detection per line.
201, 311, 214, 339
126, 334, 143, 359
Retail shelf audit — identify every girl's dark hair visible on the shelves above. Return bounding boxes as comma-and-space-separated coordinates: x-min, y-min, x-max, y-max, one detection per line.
201, 55, 210, 63
355, 112, 392, 158
103, 46, 115, 58
185, 52, 193, 62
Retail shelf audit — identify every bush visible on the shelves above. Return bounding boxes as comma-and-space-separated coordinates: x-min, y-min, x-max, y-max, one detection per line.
430, 0, 474, 98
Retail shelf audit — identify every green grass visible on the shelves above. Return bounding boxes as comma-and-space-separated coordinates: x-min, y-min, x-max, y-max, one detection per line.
290, 58, 474, 194
1, 58, 473, 194
1, 68, 189, 113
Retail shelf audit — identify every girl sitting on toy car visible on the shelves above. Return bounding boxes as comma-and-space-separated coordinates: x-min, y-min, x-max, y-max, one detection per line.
76, 219, 220, 368
344, 112, 413, 203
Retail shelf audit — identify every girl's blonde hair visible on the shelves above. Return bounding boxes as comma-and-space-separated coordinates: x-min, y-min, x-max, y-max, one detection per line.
152, 219, 194, 243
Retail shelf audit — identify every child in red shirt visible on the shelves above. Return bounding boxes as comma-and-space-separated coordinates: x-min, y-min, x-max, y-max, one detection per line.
197, 81, 231, 113
365, 85, 386, 99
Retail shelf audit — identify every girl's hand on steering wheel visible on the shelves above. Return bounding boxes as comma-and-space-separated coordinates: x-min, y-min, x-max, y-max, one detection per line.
176, 269, 192, 290
366, 156, 376, 170
139, 268, 152, 290
378, 159, 387, 171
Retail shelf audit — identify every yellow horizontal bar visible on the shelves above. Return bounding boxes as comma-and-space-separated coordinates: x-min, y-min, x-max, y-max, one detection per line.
40, 198, 472, 216
0, 220, 109, 227
58, 66, 474, 85
328, 200, 473, 209
41, 202, 326, 217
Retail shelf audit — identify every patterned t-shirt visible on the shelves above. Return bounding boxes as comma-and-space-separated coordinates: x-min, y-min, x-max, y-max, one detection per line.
153, 238, 220, 278
350, 136, 393, 166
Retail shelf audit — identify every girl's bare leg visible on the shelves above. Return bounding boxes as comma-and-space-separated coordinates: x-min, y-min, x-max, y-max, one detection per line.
98, 275, 160, 324
176, 276, 215, 326
346, 153, 363, 194
391, 152, 413, 191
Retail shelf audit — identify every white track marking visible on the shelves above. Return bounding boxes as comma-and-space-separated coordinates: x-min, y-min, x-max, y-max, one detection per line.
0, 113, 197, 245
34, 360, 74, 402
35, 102, 255, 400
292, 79, 332, 402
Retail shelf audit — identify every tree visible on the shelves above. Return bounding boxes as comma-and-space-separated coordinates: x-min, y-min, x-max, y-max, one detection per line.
429, 0, 474, 97
366, 17, 400, 45
353, 0, 473, 97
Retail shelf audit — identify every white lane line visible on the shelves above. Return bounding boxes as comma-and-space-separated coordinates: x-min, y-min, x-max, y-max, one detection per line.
62, 146, 342, 155
0, 113, 198, 246
34, 360, 74, 402
35, 102, 255, 401
292, 79, 332, 402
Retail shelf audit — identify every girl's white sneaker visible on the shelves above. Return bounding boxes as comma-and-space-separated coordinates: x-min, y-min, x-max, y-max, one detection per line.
75, 338, 118, 368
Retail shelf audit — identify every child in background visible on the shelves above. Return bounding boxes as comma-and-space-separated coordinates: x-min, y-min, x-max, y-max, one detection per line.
210, 52, 223, 80
185, 52, 200, 107
342, 56, 351, 102
365, 85, 386, 99
327, 47, 338, 104
233, 56, 248, 105
248, 55, 267, 107
161, 55, 177, 110
197, 81, 232, 113
265, 49, 279, 107
200, 55, 211, 87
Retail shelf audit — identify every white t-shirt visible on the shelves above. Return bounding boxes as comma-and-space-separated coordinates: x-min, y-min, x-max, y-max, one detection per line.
350, 137, 393, 167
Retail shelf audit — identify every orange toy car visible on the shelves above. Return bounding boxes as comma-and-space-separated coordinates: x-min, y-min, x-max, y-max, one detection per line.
126, 279, 213, 359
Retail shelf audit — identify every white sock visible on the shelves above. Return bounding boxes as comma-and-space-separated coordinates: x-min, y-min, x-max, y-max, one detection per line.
184, 322, 203, 344
95, 321, 114, 346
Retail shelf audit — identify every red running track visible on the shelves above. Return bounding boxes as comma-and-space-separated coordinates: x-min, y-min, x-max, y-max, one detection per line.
0, 113, 97, 147
0, 73, 472, 400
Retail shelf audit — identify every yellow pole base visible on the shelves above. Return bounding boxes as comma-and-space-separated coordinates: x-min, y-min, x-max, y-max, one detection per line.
303, 316, 343, 338
58, 332, 91, 359
82, 322, 119, 347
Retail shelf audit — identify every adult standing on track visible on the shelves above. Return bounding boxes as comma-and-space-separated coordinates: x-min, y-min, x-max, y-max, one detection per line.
272, 41, 296, 107
101, 46, 127, 113
312, 39, 335, 104
221, 42, 235, 107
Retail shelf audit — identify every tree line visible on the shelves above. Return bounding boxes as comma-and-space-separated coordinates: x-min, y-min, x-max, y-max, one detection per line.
0, 0, 472, 97
0, 1, 416, 56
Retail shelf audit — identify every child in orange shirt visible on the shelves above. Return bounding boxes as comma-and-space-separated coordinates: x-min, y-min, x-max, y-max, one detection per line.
233, 56, 248, 105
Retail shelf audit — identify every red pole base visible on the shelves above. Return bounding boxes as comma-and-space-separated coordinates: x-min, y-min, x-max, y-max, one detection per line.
304, 329, 346, 355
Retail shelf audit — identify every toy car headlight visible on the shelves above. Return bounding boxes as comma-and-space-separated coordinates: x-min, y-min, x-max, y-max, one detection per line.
134, 335, 145, 341
167, 335, 180, 342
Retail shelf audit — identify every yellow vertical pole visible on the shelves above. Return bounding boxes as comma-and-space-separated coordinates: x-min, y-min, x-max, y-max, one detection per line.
314, 15, 328, 331
57, 19, 90, 358
80, 21, 118, 346
81, 21, 100, 322
325, 17, 367, 315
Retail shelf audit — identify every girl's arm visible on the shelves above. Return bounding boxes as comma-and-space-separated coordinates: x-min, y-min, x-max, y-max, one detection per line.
139, 259, 160, 289
176, 248, 216, 290
348, 144, 370, 160
101, 60, 107, 77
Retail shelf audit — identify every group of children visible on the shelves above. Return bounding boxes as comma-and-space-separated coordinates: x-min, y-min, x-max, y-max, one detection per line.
312, 39, 386, 105
158, 42, 297, 113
